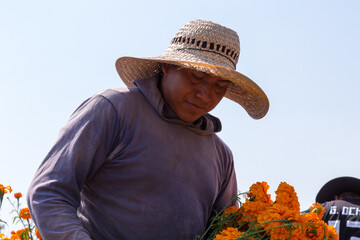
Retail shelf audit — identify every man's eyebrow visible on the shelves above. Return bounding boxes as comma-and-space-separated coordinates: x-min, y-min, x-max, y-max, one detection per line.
197, 71, 231, 83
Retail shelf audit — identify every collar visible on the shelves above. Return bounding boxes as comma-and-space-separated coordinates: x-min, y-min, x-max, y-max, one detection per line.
338, 199, 360, 205
133, 75, 222, 135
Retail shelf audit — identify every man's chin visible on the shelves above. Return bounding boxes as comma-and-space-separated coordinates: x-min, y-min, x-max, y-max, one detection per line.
178, 114, 203, 124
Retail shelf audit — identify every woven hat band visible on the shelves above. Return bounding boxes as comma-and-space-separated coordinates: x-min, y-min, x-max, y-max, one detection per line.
158, 45, 236, 70
170, 36, 239, 69
167, 20, 240, 70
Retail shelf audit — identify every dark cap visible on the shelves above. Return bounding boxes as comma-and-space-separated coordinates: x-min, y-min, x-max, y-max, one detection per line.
316, 176, 360, 204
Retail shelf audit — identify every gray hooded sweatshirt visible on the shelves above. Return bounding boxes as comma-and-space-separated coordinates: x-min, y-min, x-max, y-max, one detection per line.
27, 75, 238, 240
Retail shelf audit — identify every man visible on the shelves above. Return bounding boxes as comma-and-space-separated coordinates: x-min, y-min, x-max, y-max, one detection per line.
316, 176, 360, 240
27, 19, 269, 239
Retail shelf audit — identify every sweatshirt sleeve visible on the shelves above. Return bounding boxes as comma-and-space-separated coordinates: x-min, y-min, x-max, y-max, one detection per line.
27, 94, 120, 240
212, 146, 239, 212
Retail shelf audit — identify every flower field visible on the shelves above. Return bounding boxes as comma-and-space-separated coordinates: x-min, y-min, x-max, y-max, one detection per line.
0, 184, 41, 240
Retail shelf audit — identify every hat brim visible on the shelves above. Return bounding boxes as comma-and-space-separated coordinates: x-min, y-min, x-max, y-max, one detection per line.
115, 56, 269, 119
316, 176, 360, 203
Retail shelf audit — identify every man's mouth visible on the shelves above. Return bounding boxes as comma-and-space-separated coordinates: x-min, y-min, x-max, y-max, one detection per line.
185, 101, 205, 114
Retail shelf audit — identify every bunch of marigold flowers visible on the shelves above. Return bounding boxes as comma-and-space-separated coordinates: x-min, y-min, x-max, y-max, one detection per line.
0, 184, 42, 240
195, 181, 339, 240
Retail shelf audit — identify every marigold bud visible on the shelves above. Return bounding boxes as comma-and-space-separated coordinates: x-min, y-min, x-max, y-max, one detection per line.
312, 208, 320, 214
14, 192, 22, 199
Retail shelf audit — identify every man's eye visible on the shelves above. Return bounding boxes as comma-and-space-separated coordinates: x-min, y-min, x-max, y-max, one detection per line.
216, 84, 227, 89
192, 73, 204, 80
216, 82, 230, 90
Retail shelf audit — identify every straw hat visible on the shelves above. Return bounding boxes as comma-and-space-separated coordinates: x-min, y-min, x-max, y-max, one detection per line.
316, 176, 360, 203
115, 19, 269, 119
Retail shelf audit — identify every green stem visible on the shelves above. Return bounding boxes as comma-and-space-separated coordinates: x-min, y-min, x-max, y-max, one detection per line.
27, 219, 34, 240
198, 193, 245, 240
7, 197, 27, 229
232, 221, 328, 240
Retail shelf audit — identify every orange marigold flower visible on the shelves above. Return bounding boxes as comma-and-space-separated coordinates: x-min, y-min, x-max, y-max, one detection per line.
240, 181, 273, 224
9, 231, 20, 240
19, 208, 31, 220
214, 227, 243, 240
15, 228, 29, 239
299, 211, 322, 224
275, 182, 300, 212
295, 212, 327, 240
11, 233, 21, 240
248, 182, 273, 204
10, 231, 20, 240
223, 206, 240, 215
222, 205, 242, 229
0, 233, 8, 240
257, 204, 300, 240
310, 202, 325, 219
0, 184, 12, 194
240, 200, 271, 224
14, 192, 22, 199
35, 229, 42, 240
325, 225, 339, 240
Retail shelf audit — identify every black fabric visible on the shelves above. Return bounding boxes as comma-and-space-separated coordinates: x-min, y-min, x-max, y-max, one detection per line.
322, 199, 360, 240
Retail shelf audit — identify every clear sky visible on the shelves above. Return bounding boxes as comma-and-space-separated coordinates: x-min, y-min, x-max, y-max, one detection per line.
1, 0, 360, 227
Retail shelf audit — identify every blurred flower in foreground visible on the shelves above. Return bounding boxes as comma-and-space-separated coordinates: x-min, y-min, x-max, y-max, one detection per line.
0, 186, 12, 195
35, 228, 42, 240
0, 185, 12, 209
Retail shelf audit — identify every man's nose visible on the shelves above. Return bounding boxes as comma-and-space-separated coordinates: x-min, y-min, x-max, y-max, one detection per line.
195, 84, 212, 103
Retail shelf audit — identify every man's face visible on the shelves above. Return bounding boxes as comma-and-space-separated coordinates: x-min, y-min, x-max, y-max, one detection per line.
160, 64, 230, 123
